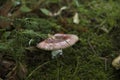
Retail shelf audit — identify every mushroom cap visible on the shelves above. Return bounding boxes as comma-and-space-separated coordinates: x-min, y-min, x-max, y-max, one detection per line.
37, 33, 79, 50
112, 55, 120, 70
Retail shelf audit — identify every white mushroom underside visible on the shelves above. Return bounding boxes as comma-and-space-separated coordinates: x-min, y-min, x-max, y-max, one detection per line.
37, 34, 78, 50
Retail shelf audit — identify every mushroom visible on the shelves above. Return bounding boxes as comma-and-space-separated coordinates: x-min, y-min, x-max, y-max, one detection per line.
112, 55, 120, 70
37, 33, 79, 58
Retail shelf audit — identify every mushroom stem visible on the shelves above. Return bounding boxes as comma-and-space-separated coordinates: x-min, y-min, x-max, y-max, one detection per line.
51, 49, 63, 59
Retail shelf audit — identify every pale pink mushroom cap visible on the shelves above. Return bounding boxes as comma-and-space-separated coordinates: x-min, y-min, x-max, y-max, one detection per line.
37, 33, 79, 50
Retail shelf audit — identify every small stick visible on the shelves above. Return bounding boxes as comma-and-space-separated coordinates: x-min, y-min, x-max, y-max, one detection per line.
87, 38, 97, 54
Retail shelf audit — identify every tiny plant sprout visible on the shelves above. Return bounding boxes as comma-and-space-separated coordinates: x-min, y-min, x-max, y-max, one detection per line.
37, 33, 79, 58
112, 55, 120, 70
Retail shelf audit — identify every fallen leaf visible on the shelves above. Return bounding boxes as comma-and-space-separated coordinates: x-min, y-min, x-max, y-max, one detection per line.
73, 12, 80, 24
40, 8, 52, 16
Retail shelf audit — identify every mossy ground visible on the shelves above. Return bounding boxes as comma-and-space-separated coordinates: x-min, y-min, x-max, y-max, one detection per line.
0, 0, 120, 80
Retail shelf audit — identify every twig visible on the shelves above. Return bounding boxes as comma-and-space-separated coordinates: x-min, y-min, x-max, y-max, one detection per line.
87, 38, 97, 54
99, 57, 108, 71
25, 61, 50, 80
72, 56, 80, 77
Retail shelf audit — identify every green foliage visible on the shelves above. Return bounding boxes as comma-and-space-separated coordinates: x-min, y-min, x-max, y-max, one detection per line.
13, 18, 61, 33
20, 5, 31, 12
40, 8, 51, 16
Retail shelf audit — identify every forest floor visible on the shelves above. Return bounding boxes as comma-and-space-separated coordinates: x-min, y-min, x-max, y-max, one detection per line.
0, 0, 120, 80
